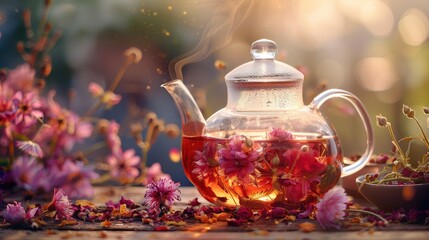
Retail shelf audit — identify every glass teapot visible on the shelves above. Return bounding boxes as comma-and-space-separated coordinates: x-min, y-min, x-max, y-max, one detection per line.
162, 39, 374, 209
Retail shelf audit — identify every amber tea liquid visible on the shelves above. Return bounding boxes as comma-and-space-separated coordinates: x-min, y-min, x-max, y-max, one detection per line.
182, 133, 343, 209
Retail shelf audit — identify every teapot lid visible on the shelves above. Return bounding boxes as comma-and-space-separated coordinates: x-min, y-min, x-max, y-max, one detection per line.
225, 39, 304, 81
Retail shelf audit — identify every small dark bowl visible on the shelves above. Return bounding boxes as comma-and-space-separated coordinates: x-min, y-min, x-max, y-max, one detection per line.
356, 175, 429, 211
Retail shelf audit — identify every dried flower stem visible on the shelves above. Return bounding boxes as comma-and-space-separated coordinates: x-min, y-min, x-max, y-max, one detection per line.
346, 209, 389, 226
386, 122, 408, 166
410, 117, 429, 148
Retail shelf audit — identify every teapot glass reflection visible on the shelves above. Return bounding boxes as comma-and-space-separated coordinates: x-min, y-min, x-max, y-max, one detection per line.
162, 39, 374, 209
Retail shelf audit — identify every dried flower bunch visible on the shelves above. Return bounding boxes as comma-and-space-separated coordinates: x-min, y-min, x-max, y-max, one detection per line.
366, 105, 429, 185
0, 1, 178, 199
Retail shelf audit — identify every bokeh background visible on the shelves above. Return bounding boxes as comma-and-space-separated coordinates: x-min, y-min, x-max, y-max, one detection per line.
1, 0, 429, 185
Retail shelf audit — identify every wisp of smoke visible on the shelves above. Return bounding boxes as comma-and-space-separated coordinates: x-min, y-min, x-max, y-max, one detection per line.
168, 0, 254, 81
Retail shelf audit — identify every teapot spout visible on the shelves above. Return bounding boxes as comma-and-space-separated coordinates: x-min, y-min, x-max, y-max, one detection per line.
161, 79, 206, 137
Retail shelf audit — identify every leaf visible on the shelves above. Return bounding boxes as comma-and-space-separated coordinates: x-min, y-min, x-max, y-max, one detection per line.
319, 164, 338, 193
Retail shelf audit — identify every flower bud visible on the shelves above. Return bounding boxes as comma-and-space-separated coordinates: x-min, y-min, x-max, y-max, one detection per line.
402, 104, 414, 118
376, 114, 388, 127
124, 47, 142, 64
145, 112, 158, 125
164, 124, 180, 138
423, 107, 429, 115
300, 145, 309, 152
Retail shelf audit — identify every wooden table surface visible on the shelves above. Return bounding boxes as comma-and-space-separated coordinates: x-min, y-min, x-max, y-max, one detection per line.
1, 186, 429, 240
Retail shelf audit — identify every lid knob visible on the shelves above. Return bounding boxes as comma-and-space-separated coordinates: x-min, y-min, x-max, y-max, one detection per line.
250, 39, 278, 60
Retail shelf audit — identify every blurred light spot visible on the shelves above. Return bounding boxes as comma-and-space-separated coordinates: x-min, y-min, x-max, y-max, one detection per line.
356, 57, 398, 91
214, 60, 226, 70
402, 186, 415, 201
316, 59, 344, 87
338, 0, 369, 21
169, 148, 181, 163
399, 8, 429, 46
292, 1, 344, 49
140, 8, 145, 13
146, 85, 151, 90
167, 6, 173, 11
162, 29, 171, 36
153, 12, 158, 16
183, 11, 187, 15
359, 0, 393, 36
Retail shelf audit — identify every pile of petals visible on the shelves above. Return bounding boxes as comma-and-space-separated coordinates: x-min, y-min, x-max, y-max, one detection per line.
1, 180, 429, 230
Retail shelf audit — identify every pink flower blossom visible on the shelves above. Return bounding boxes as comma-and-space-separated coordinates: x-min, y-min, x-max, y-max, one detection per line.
88, 82, 104, 97
315, 186, 348, 229
192, 142, 217, 181
0, 83, 20, 139
88, 82, 121, 108
36, 91, 93, 152
2, 201, 38, 225
107, 149, 141, 184
11, 156, 43, 190
267, 127, 292, 140
56, 160, 99, 199
144, 178, 181, 210
141, 162, 171, 185
218, 135, 260, 182
282, 178, 311, 204
102, 91, 122, 108
14, 91, 43, 126
283, 147, 326, 177
103, 120, 121, 154
5, 64, 35, 93
47, 188, 74, 220
16, 140, 44, 158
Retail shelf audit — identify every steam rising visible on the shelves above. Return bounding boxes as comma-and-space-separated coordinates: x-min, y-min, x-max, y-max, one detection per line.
169, 0, 254, 80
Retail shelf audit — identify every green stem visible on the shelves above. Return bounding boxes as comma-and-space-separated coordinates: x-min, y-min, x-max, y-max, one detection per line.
411, 117, 429, 148
387, 123, 408, 165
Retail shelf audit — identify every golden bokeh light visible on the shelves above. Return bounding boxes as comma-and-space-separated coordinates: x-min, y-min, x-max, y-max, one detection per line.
169, 148, 181, 163
356, 57, 398, 91
399, 8, 429, 46
359, 0, 394, 36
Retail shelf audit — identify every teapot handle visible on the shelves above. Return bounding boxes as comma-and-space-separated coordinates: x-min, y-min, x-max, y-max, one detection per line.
309, 89, 374, 177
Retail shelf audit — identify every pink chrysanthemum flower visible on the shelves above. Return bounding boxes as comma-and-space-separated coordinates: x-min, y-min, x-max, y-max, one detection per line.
46, 188, 74, 220
315, 186, 348, 229
5, 64, 35, 93
58, 160, 99, 199
14, 91, 43, 127
11, 156, 43, 190
144, 178, 181, 211
218, 135, 260, 182
141, 162, 171, 186
2, 201, 38, 225
267, 127, 293, 140
107, 149, 141, 184
16, 140, 44, 158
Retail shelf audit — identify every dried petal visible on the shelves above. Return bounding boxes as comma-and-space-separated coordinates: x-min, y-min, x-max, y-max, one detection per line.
299, 221, 317, 232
